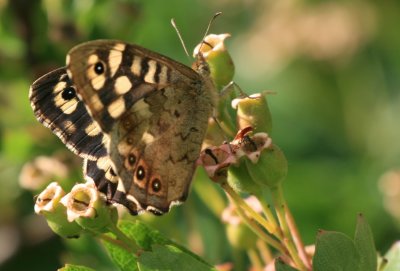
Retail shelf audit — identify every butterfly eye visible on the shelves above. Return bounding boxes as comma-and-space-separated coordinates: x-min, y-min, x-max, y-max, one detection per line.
151, 178, 161, 192
94, 62, 105, 75
136, 166, 145, 180
61, 86, 76, 100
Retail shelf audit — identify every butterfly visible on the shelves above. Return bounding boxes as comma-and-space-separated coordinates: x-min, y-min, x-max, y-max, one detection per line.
30, 39, 216, 215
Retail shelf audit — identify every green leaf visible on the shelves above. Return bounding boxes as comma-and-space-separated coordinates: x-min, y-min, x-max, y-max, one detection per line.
103, 220, 214, 271
119, 220, 212, 266
58, 264, 96, 271
118, 220, 169, 250
354, 214, 377, 271
102, 238, 138, 271
381, 242, 400, 271
313, 230, 360, 271
275, 257, 299, 271
138, 244, 217, 271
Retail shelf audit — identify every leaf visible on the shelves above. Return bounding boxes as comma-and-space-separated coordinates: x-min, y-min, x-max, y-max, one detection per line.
381, 241, 400, 271
102, 238, 139, 271
118, 220, 169, 250
354, 214, 377, 271
119, 220, 212, 266
58, 264, 96, 271
137, 244, 217, 271
103, 220, 214, 271
313, 230, 360, 271
275, 257, 299, 271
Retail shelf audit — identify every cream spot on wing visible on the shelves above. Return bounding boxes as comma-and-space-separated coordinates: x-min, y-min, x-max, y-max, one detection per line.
86, 54, 105, 90
141, 132, 155, 144
88, 54, 99, 65
54, 82, 78, 114
159, 65, 168, 85
144, 60, 157, 83
131, 56, 142, 77
114, 76, 132, 95
91, 75, 106, 91
64, 120, 76, 134
54, 81, 67, 94
118, 141, 130, 156
109, 44, 125, 77
108, 97, 126, 119
66, 54, 71, 66
117, 181, 126, 193
85, 122, 101, 137
96, 156, 108, 171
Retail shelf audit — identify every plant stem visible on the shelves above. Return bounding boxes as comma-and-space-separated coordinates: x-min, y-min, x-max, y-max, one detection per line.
248, 248, 264, 271
258, 194, 283, 239
285, 205, 312, 269
97, 233, 135, 253
232, 194, 286, 253
221, 182, 277, 235
270, 185, 308, 271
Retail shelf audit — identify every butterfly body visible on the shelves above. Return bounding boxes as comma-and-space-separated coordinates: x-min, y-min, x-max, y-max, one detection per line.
30, 38, 215, 215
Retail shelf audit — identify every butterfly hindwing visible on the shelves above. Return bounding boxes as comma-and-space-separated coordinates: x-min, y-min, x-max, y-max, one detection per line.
29, 67, 108, 160
29, 68, 140, 214
67, 40, 214, 214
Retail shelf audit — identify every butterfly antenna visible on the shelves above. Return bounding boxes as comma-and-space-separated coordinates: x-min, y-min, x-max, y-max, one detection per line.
171, 18, 191, 61
198, 11, 222, 53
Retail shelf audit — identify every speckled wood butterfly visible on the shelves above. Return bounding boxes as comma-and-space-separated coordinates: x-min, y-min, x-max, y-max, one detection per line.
30, 39, 216, 215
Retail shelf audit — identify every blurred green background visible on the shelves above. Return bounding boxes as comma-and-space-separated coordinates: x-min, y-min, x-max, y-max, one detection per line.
1, 0, 400, 270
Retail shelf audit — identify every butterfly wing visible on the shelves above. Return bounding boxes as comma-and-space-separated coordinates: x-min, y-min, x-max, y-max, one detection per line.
30, 67, 140, 214
67, 40, 213, 214
29, 67, 107, 160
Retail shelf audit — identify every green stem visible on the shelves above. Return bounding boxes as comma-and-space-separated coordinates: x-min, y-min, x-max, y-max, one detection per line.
285, 205, 312, 269
233, 195, 285, 253
247, 248, 264, 271
258, 194, 283, 239
221, 182, 277, 235
270, 185, 308, 271
97, 233, 134, 253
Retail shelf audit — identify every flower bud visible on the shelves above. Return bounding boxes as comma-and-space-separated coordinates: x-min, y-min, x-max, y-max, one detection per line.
227, 161, 263, 197
246, 144, 288, 189
61, 180, 118, 233
194, 33, 234, 89
232, 93, 273, 133
35, 182, 82, 238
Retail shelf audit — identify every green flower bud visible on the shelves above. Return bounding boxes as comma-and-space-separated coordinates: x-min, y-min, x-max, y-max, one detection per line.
227, 162, 263, 197
193, 33, 234, 89
232, 93, 273, 133
35, 182, 82, 238
246, 144, 288, 189
61, 180, 118, 233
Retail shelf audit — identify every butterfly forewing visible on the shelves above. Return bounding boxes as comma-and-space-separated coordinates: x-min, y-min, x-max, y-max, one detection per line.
67, 40, 214, 214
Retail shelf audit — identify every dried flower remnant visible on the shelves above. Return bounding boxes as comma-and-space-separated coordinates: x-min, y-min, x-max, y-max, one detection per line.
61, 180, 117, 233
34, 182, 82, 238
